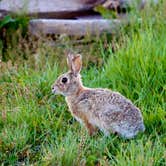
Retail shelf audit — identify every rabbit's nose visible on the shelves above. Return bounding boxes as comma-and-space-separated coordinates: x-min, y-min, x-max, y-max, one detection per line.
52, 87, 55, 93
52, 85, 57, 94
52, 86, 55, 91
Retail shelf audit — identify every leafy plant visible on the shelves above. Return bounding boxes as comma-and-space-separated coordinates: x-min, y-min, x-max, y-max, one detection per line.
94, 5, 118, 19
0, 15, 29, 61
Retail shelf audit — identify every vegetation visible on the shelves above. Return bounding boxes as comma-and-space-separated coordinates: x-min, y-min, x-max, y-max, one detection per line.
0, 14, 29, 61
0, 1, 165, 165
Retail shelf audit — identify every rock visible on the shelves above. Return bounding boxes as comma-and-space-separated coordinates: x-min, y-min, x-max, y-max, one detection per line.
29, 19, 121, 36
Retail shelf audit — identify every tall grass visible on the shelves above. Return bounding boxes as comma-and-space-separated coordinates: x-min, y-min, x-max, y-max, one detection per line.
0, 1, 166, 165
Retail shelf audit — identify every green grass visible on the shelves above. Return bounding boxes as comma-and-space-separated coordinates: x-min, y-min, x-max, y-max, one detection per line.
0, 1, 166, 165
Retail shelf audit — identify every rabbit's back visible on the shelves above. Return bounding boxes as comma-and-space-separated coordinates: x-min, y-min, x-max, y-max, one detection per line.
76, 88, 135, 112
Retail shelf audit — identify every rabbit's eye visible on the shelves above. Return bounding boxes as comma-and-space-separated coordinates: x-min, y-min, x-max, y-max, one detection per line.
62, 77, 68, 83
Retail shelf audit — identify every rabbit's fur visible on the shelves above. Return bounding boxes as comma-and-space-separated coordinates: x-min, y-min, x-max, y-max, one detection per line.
52, 54, 145, 138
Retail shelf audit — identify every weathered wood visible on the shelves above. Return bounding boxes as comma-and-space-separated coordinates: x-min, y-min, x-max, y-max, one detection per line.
29, 19, 121, 36
0, 0, 146, 19
0, 0, 104, 19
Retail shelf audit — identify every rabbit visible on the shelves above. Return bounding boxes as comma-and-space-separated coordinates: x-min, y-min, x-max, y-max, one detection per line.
52, 53, 145, 138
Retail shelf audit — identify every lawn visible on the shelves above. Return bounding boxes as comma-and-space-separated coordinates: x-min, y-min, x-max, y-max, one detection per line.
0, 1, 165, 165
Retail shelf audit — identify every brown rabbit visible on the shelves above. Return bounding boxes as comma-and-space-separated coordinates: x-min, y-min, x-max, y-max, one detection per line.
52, 53, 145, 138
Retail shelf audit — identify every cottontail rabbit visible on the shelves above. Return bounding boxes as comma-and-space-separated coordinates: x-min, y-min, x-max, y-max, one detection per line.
52, 54, 145, 138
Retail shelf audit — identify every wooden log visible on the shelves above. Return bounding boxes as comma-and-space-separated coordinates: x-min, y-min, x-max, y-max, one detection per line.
29, 19, 121, 36
0, 0, 104, 19
0, 0, 147, 19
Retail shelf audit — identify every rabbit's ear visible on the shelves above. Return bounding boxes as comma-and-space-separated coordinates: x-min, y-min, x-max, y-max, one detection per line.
67, 53, 74, 71
72, 54, 82, 75
67, 53, 82, 75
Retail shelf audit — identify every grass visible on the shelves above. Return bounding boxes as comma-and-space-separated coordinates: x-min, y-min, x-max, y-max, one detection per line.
0, 1, 166, 165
